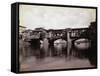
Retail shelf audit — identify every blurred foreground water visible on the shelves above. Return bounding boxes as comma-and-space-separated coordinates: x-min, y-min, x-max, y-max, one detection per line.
19, 39, 95, 71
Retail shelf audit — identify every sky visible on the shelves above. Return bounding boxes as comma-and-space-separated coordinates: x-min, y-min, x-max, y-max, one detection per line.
19, 5, 96, 30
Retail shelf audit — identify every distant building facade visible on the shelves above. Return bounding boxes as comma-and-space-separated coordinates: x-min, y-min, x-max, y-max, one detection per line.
19, 25, 26, 34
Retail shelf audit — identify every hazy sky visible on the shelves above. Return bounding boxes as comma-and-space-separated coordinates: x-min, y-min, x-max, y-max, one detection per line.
19, 5, 96, 30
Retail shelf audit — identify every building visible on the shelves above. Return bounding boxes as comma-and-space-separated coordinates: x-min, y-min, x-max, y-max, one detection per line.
70, 28, 88, 39
19, 25, 27, 34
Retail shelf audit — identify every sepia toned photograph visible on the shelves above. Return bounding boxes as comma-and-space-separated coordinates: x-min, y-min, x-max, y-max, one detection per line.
18, 3, 97, 72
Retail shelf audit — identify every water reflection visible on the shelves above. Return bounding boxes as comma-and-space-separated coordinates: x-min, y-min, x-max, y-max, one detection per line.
19, 37, 96, 68
19, 38, 68, 62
